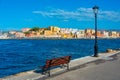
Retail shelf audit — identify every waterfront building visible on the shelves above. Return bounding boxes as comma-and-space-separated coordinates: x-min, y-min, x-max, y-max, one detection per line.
42, 26, 61, 37
22, 28, 31, 32
0, 33, 9, 39
76, 30, 85, 38
60, 33, 73, 38
15, 27, 120, 39
25, 33, 33, 37
101, 31, 109, 38
9, 31, 17, 34
71, 29, 78, 34
43, 30, 52, 36
60, 28, 72, 34
85, 29, 92, 34
91, 29, 95, 34
43, 26, 58, 37
49, 26, 60, 33
109, 31, 117, 38
96, 31, 103, 38
116, 32, 120, 38
60, 28, 77, 33
85, 29, 92, 38
39, 28, 45, 35
60, 28, 78, 38
15, 32, 25, 38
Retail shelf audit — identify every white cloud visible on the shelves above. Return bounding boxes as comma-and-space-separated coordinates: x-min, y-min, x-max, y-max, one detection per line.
63, 19, 69, 22
33, 8, 120, 22
32, 8, 93, 21
99, 10, 120, 21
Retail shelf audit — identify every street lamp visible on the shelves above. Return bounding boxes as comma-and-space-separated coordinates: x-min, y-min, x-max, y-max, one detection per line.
93, 6, 99, 57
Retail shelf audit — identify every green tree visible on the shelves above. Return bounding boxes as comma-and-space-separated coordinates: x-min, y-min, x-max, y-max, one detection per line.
24, 31, 31, 35
29, 27, 40, 32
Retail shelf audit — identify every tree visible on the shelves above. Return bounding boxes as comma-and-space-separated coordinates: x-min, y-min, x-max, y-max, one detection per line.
29, 27, 40, 32
24, 31, 31, 35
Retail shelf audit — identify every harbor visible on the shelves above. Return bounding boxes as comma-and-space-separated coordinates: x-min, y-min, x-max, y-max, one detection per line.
1, 49, 120, 80
0, 39, 120, 78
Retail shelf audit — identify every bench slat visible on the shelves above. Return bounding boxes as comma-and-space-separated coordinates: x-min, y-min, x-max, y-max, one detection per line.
41, 56, 71, 76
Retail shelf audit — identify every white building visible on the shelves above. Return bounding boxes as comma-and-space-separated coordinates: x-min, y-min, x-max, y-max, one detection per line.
101, 31, 109, 38
22, 28, 31, 32
15, 32, 25, 38
60, 28, 78, 34
109, 31, 117, 38
76, 30, 85, 38
0, 33, 9, 39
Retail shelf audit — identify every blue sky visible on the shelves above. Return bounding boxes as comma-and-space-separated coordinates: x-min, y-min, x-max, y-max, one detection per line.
0, 0, 120, 30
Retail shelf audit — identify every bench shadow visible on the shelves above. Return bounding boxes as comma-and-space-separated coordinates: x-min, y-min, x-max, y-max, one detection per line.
34, 68, 42, 74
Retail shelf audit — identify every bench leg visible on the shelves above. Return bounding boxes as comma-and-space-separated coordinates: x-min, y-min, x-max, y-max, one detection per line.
67, 63, 69, 70
48, 68, 50, 77
41, 68, 51, 77
41, 68, 47, 74
60, 64, 65, 68
61, 64, 70, 70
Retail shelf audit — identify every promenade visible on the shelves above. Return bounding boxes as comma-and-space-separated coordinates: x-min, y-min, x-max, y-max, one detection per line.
1, 50, 120, 80
45, 52, 120, 80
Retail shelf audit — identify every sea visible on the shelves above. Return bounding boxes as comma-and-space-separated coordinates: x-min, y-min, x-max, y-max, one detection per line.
0, 39, 120, 78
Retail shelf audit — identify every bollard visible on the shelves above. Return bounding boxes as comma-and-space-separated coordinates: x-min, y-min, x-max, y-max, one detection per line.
106, 49, 113, 53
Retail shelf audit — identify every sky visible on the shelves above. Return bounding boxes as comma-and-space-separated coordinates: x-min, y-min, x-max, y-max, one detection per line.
0, 0, 120, 31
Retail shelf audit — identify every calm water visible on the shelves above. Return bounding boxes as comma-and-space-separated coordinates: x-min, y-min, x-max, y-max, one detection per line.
0, 39, 120, 77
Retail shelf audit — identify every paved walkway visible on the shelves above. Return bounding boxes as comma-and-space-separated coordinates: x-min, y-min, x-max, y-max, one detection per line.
45, 53, 120, 80
1, 51, 120, 80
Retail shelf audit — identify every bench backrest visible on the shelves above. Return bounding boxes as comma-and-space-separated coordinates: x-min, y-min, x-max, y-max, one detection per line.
45, 56, 71, 68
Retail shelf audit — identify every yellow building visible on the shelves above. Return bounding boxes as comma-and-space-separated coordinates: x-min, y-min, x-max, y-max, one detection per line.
43, 30, 52, 36
49, 26, 60, 33
109, 31, 117, 37
116, 33, 120, 37
61, 33, 73, 38
85, 29, 92, 34
91, 30, 95, 34
39, 28, 45, 35
85, 29, 92, 38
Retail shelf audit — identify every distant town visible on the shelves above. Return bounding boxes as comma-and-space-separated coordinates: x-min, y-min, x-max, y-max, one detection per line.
0, 26, 120, 39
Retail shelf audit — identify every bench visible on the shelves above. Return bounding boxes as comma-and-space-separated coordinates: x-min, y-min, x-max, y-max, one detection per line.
41, 56, 71, 76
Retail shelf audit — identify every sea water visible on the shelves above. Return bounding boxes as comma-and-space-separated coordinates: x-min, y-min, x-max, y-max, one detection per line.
0, 39, 120, 77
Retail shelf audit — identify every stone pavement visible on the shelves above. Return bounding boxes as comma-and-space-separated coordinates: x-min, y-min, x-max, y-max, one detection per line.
45, 52, 120, 80
1, 50, 120, 80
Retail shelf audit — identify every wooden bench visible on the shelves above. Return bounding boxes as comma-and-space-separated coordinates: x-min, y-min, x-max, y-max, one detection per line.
41, 56, 71, 76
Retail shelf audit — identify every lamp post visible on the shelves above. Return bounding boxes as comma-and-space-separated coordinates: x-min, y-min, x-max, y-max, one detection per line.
93, 6, 99, 57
